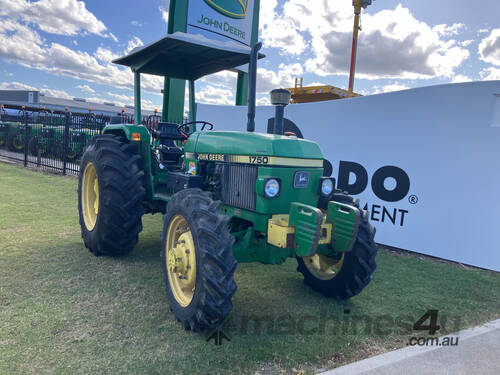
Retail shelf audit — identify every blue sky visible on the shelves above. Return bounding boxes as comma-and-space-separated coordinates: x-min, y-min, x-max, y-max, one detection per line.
0, 0, 499, 109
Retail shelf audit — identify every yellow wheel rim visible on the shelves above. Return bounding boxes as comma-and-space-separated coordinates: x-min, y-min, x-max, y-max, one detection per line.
13, 135, 24, 150
303, 253, 345, 280
81, 162, 99, 231
165, 215, 197, 307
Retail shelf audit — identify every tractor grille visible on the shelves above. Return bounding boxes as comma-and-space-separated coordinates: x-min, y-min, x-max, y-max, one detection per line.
221, 164, 258, 211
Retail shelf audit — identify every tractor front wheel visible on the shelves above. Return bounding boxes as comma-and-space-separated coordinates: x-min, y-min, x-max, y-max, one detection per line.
161, 189, 237, 331
297, 194, 377, 300
78, 134, 145, 256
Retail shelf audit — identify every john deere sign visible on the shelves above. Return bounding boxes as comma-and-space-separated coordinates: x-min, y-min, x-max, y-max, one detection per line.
187, 0, 255, 45
204, 0, 249, 19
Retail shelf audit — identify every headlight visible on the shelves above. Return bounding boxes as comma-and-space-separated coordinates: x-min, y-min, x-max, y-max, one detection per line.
264, 178, 280, 198
320, 178, 334, 197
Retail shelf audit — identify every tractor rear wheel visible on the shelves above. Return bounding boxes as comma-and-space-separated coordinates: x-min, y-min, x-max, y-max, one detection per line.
7, 131, 25, 152
78, 134, 145, 256
297, 193, 377, 300
161, 189, 237, 331
0, 132, 7, 148
52, 139, 80, 162
28, 136, 51, 157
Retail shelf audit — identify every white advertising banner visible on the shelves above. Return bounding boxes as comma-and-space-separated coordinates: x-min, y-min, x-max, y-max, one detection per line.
197, 81, 500, 272
187, 0, 255, 46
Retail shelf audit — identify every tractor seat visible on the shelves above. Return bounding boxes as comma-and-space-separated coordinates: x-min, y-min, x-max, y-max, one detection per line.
152, 122, 185, 163
152, 122, 186, 142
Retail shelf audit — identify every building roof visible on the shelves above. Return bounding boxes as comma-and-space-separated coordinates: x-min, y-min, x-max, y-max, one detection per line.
0, 90, 159, 117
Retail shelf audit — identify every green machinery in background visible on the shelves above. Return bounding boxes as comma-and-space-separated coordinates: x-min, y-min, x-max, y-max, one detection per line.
77, 32, 378, 331
0, 111, 100, 162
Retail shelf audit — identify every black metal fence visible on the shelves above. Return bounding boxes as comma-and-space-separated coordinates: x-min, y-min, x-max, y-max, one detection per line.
0, 104, 163, 175
0, 107, 107, 175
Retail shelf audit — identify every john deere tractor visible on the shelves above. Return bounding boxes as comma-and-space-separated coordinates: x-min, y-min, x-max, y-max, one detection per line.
78, 33, 377, 331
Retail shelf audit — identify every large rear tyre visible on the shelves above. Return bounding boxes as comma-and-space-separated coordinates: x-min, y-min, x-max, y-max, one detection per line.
28, 136, 51, 157
7, 131, 25, 152
297, 193, 377, 300
52, 139, 80, 162
161, 189, 237, 331
0, 133, 7, 148
78, 134, 145, 256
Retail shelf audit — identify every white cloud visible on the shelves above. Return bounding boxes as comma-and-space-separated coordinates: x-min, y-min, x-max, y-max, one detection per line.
460, 39, 474, 47
450, 74, 472, 83
196, 85, 234, 105
40, 88, 72, 99
480, 67, 500, 81
76, 84, 95, 93
257, 63, 304, 93
131, 20, 142, 27
433, 23, 465, 37
0, 20, 164, 94
0, 0, 109, 37
259, 0, 278, 31
478, 28, 500, 66
105, 91, 157, 110
200, 71, 238, 90
478, 28, 490, 34
94, 47, 120, 63
109, 32, 118, 43
200, 63, 304, 94
125, 36, 144, 54
262, 2, 470, 80
259, 0, 307, 55
85, 96, 105, 105
159, 0, 170, 30
260, 17, 307, 55
372, 83, 409, 94
256, 96, 271, 106
0, 81, 72, 98
0, 81, 37, 90
107, 92, 134, 105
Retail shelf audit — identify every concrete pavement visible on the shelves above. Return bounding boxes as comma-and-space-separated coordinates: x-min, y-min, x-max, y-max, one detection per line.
320, 318, 500, 375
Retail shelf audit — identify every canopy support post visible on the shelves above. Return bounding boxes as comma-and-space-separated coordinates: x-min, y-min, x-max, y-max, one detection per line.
188, 80, 196, 132
162, 77, 168, 122
134, 71, 141, 125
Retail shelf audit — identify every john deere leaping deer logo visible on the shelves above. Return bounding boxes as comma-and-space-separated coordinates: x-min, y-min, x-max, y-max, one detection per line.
203, 0, 249, 19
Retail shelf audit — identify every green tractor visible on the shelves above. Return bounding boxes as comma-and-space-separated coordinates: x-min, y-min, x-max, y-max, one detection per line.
27, 124, 63, 158
6, 121, 28, 152
78, 33, 377, 331
0, 122, 11, 149
51, 128, 94, 163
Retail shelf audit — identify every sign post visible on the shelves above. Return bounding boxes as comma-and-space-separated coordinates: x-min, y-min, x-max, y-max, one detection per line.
163, 0, 261, 122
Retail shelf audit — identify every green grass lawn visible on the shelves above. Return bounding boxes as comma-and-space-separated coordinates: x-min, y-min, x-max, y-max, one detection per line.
1, 162, 500, 375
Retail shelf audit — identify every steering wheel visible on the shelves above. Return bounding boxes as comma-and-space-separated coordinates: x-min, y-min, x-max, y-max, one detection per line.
177, 121, 214, 137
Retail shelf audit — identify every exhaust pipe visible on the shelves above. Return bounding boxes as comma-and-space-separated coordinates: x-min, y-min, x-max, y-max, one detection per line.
270, 89, 291, 135
247, 42, 262, 132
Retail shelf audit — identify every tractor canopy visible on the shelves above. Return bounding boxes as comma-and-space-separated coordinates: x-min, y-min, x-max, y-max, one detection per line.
113, 32, 265, 80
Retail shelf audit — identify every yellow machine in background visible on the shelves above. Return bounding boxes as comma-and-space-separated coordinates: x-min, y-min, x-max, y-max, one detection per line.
288, 0, 373, 103
287, 78, 361, 104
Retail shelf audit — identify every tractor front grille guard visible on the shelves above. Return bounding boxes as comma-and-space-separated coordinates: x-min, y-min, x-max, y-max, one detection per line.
221, 164, 258, 211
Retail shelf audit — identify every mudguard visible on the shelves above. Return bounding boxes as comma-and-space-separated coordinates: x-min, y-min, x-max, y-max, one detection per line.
326, 201, 361, 253
289, 202, 323, 257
